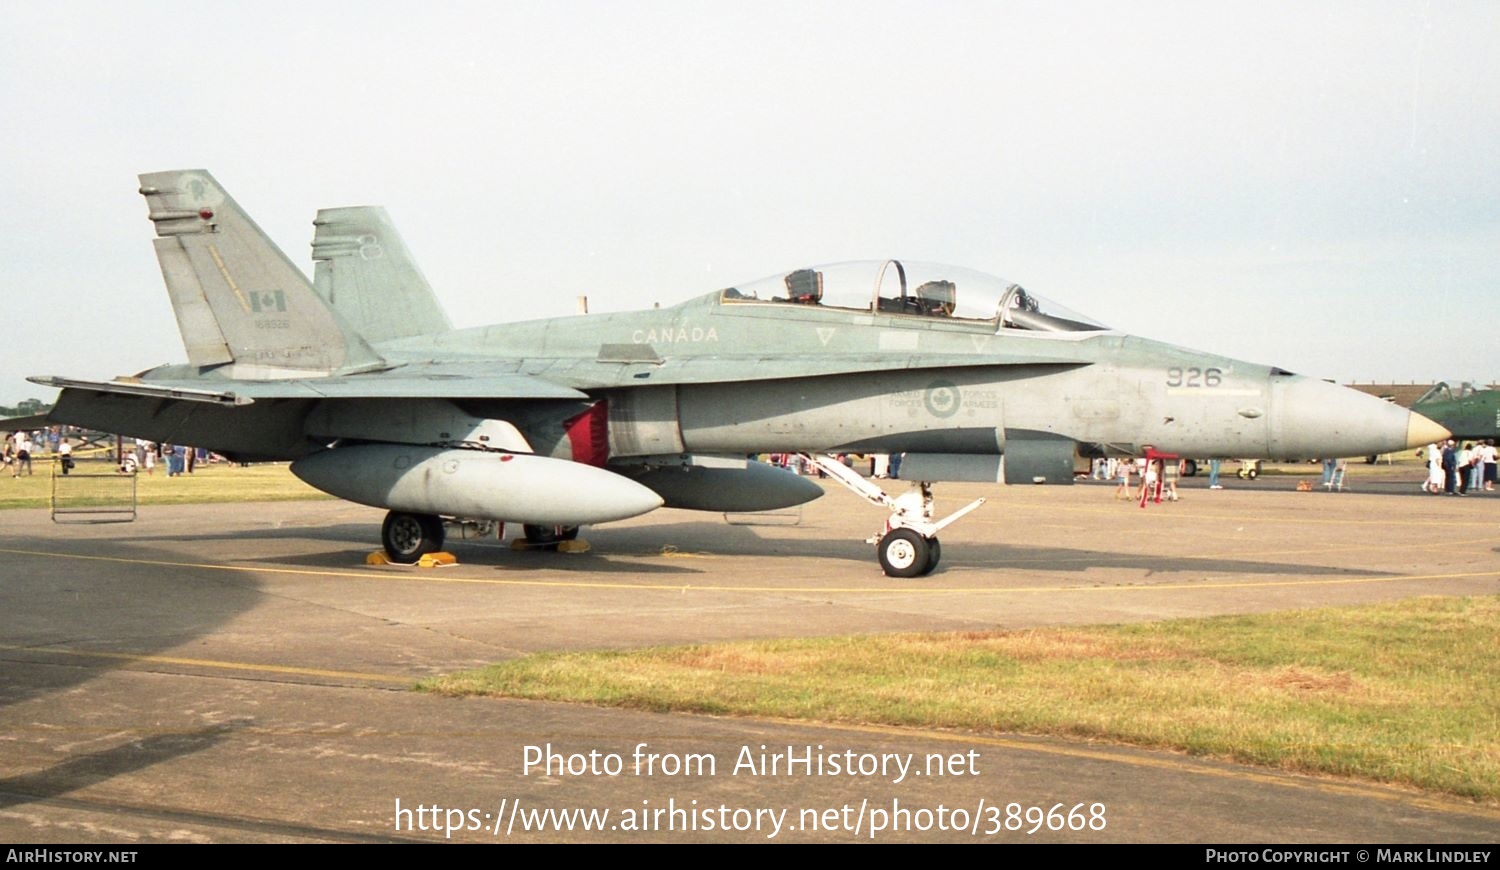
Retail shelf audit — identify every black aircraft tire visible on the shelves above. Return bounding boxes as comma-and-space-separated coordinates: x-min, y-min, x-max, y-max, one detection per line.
878, 528, 930, 579
382, 511, 442, 564
523, 524, 581, 551
923, 537, 941, 576
1182, 459, 1198, 477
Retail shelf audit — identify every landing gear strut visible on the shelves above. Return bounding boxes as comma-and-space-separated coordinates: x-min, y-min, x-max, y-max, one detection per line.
800, 454, 985, 578
381, 511, 446, 564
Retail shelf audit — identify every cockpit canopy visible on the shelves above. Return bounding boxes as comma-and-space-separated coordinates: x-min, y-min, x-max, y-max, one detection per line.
1417, 381, 1489, 404
718, 260, 1107, 332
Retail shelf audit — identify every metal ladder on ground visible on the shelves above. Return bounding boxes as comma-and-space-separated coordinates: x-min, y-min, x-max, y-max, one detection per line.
50, 462, 138, 523
1324, 458, 1348, 492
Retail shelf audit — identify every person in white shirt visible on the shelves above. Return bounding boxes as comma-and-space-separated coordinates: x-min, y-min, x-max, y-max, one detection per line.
16, 433, 32, 476
1425, 442, 1444, 494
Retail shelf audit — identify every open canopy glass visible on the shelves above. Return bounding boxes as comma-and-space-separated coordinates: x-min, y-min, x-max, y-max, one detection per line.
719, 259, 1107, 332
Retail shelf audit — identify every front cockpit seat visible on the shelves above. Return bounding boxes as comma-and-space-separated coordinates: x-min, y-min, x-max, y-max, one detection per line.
783, 268, 823, 304
914, 280, 956, 316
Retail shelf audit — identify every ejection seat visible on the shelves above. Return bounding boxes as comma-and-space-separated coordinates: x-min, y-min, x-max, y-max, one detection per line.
782, 268, 823, 304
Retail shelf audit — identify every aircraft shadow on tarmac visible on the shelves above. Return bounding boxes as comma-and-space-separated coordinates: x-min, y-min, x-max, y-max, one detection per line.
0, 538, 264, 711
533, 521, 1400, 580
0, 720, 247, 811
117, 521, 747, 576
933, 543, 1398, 578
120, 522, 391, 546
109, 519, 1399, 580
226, 547, 712, 576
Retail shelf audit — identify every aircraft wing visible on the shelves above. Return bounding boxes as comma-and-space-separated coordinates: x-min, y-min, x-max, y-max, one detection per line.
0, 413, 53, 431
531, 350, 1092, 388
32, 349, 1084, 408
31, 367, 593, 462
29, 369, 590, 405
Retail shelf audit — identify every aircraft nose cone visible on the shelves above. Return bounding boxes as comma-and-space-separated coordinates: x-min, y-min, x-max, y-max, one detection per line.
1270, 376, 1432, 459
1405, 411, 1451, 449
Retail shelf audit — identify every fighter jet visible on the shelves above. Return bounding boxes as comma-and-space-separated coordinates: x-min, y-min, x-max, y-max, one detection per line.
27, 170, 1448, 576
1412, 381, 1500, 441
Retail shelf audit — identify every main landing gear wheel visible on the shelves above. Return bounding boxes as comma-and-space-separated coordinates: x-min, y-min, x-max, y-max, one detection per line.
878, 528, 939, 578
522, 524, 581, 551
382, 511, 445, 564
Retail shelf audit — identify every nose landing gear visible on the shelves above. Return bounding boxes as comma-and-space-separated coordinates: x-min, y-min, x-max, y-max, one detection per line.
800, 453, 985, 577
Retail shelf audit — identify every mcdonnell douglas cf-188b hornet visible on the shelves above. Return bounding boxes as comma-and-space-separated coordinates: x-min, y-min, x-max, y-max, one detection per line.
26, 171, 1448, 576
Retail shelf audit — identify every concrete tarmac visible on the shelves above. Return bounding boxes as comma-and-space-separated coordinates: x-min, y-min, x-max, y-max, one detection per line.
2, 477, 1498, 843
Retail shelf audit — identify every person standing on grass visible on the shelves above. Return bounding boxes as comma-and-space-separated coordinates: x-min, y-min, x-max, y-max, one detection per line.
166, 444, 185, 477
16, 432, 32, 476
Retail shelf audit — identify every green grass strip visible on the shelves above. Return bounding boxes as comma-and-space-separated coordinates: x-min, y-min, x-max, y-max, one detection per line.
426, 596, 1500, 802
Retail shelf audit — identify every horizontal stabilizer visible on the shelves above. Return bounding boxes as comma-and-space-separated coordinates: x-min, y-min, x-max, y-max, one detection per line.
0, 413, 53, 431
28, 376, 252, 406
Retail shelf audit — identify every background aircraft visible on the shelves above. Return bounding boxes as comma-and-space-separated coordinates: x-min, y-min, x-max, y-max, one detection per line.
1411, 381, 1500, 442
23, 171, 1448, 576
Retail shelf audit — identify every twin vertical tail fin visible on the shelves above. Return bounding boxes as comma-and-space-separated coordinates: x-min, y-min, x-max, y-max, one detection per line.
139, 169, 385, 377
311, 206, 452, 343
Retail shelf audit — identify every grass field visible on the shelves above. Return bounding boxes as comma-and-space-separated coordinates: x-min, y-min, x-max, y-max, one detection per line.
0, 453, 327, 511
426, 596, 1500, 803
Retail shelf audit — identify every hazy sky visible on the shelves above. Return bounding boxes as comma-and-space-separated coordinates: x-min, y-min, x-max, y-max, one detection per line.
3, 1, 1496, 403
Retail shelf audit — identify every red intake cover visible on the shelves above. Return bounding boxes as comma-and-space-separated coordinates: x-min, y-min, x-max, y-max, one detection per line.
564, 402, 609, 467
